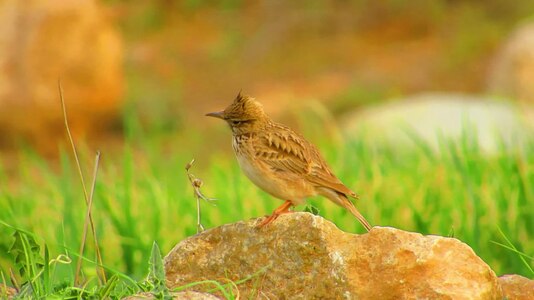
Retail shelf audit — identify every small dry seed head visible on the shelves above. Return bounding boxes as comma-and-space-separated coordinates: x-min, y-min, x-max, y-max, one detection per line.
193, 178, 203, 188
185, 159, 195, 171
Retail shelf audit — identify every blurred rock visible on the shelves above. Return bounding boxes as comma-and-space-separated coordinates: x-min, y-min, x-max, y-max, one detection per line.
0, 0, 123, 151
488, 22, 534, 105
342, 93, 533, 153
498, 274, 534, 300
165, 212, 502, 299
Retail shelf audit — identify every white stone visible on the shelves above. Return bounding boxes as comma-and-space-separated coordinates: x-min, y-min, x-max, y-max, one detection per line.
342, 93, 533, 154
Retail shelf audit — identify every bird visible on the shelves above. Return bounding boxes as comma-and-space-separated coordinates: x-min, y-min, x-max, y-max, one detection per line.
206, 91, 372, 231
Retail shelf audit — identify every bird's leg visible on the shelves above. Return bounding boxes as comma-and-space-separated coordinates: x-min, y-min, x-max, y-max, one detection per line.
258, 200, 293, 227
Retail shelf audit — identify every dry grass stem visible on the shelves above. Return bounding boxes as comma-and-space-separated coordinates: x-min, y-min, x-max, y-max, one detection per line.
58, 80, 106, 285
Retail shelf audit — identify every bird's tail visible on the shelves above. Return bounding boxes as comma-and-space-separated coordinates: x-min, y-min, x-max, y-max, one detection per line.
340, 194, 372, 232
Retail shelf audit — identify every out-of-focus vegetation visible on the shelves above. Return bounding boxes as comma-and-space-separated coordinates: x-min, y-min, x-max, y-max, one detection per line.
102, 0, 534, 167
108, 0, 534, 129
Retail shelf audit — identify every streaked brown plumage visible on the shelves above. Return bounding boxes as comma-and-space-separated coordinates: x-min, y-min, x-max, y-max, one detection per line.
206, 92, 372, 231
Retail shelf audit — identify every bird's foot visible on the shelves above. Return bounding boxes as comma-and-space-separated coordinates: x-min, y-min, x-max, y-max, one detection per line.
257, 200, 293, 227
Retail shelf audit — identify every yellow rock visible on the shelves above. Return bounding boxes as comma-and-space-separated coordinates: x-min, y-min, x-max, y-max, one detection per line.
165, 212, 503, 299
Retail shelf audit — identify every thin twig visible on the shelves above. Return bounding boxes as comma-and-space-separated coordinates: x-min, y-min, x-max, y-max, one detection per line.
185, 159, 216, 233
58, 80, 106, 285
59, 81, 88, 202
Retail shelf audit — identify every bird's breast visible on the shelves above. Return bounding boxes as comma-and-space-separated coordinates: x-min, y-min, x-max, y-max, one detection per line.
232, 135, 314, 204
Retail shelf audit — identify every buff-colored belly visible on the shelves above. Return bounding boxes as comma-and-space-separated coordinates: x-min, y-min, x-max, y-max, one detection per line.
235, 153, 313, 205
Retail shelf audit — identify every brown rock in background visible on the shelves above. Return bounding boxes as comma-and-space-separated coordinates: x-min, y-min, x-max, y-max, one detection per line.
488, 22, 534, 105
498, 274, 534, 300
164, 212, 502, 299
0, 0, 123, 151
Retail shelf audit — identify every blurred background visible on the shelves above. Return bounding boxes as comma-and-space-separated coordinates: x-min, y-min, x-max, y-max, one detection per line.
0, 0, 533, 282
1, 0, 534, 154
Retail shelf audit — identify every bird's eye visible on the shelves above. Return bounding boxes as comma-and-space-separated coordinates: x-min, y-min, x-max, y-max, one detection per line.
231, 120, 242, 126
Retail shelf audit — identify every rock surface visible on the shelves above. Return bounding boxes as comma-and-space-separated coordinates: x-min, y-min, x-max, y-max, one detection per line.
165, 212, 502, 299
498, 274, 534, 300
0, 0, 123, 150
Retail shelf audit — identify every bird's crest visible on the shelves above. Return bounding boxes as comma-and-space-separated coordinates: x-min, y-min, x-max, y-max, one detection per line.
223, 91, 266, 121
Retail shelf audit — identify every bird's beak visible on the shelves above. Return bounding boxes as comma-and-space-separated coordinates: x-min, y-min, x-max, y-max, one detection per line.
205, 110, 225, 119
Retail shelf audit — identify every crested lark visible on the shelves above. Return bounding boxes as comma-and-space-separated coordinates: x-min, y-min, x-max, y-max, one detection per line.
206, 92, 372, 231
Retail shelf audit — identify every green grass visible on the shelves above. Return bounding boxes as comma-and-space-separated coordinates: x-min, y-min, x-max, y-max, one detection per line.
0, 113, 533, 297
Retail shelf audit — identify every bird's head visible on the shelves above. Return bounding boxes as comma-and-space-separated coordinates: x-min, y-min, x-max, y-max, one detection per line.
206, 91, 269, 134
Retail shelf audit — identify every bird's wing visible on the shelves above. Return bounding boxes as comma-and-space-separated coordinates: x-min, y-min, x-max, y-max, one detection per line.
254, 124, 312, 175
254, 123, 357, 198
307, 149, 358, 198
